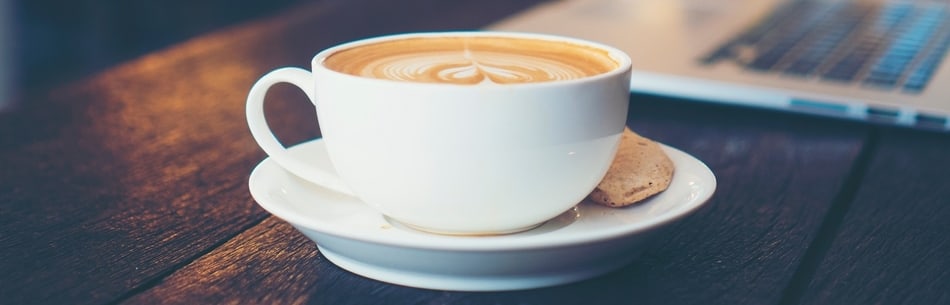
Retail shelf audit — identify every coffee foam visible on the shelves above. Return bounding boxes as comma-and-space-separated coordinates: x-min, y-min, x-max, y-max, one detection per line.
323, 36, 619, 85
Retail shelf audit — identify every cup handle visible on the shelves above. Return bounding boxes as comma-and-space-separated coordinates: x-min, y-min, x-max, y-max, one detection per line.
246, 67, 355, 196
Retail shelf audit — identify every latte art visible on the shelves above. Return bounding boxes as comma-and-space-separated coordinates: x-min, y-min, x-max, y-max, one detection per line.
362, 51, 592, 84
324, 36, 619, 85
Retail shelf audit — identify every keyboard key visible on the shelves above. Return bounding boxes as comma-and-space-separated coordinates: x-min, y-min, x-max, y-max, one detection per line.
864, 7, 949, 89
700, 0, 950, 94
820, 3, 913, 82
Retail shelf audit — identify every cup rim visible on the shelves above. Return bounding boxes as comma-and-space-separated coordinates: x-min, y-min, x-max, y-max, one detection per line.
310, 30, 632, 89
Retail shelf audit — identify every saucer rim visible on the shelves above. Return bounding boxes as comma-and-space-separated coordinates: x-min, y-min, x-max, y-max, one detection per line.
248, 139, 716, 252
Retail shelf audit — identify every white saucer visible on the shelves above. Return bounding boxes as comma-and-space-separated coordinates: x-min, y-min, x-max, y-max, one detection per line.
248, 139, 716, 291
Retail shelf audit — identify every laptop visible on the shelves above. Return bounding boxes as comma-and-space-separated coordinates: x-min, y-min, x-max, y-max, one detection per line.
488, 0, 950, 131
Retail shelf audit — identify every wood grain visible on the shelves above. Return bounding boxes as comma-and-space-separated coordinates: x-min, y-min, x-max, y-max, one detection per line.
121, 217, 325, 305
0, 0, 546, 304
126, 94, 871, 304
17, 0, 950, 303
797, 129, 950, 304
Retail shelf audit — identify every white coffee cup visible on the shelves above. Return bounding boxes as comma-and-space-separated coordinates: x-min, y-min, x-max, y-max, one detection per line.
247, 31, 632, 235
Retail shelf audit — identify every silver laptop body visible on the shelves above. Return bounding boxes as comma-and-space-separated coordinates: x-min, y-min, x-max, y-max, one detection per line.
490, 0, 950, 130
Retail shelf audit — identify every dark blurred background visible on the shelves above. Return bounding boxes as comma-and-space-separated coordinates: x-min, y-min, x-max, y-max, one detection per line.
5, 0, 310, 93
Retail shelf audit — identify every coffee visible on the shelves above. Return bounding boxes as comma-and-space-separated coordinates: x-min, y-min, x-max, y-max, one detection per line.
249, 31, 632, 235
323, 36, 619, 85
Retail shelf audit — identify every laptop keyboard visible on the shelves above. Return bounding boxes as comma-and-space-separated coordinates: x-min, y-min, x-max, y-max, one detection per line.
702, 0, 950, 93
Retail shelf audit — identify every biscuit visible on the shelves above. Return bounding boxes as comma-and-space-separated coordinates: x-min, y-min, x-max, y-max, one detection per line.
589, 127, 675, 207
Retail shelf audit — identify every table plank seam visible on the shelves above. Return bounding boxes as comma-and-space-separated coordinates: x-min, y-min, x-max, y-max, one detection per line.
102, 214, 271, 305
777, 129, 881, 305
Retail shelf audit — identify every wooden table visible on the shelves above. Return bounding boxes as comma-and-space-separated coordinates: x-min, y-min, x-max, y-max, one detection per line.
2, 1, 948, 304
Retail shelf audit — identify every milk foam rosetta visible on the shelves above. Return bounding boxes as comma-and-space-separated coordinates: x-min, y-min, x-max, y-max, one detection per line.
323, 36, 619, 85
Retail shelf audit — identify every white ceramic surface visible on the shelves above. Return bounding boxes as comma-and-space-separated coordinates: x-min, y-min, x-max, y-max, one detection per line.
246, 31, 633, 234
248, 139, 716, 291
